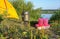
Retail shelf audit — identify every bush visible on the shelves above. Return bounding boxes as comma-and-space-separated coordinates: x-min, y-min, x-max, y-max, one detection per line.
50, 22, 60, 36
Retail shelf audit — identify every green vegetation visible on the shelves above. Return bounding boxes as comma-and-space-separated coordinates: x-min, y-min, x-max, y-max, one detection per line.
49, 9, 60, 39
50, 9, 60, 21
41, 9, 57, 14
0, 0, 60, 39
10, 0, 41, 21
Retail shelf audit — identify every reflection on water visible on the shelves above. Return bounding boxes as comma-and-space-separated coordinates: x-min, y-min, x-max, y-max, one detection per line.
41, 14, 53, 20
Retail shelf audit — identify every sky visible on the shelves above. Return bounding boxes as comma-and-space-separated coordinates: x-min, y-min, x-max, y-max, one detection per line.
25, 0, 60, 9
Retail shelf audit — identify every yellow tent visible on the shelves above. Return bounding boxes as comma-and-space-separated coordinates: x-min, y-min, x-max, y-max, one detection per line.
0, 0, 19, 19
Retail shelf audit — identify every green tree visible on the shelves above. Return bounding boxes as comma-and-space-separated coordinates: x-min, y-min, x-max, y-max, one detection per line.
30, 8, 41, 21
50, 9, 60, 21
9, 0, 41, 21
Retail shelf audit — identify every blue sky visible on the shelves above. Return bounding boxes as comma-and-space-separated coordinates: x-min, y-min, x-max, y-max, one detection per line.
25, 0, 60, 9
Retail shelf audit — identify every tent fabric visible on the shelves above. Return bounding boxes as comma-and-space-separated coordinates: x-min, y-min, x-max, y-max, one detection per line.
0, 0, 19, 19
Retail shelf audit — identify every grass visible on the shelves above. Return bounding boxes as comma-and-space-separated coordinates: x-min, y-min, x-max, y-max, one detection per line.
0, 18, 60, 39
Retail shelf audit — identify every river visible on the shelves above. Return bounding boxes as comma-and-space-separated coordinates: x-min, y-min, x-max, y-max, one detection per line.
41, 14, 53, 20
